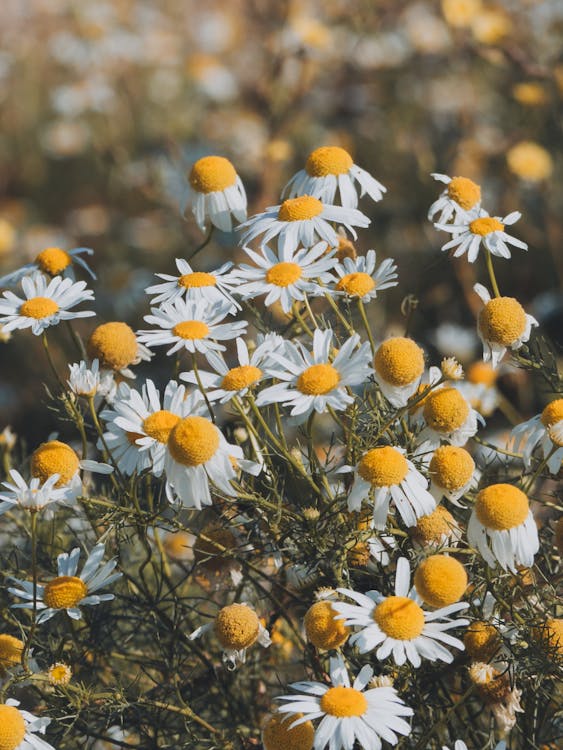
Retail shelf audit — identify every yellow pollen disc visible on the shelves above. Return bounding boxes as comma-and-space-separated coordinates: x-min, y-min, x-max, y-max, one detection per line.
475, 483, 529, 531
320, 686, 368, 718
189, 155, 237, 194
87, 322, 138, 370
178, 272, 217, 289
469, 217, 504, 236
43, 576, 88, 609
374, 596, 425, 639
194, 525, 237, 572
0, 635, 24, 670
347, 540, 371, 568
262, 712, 314, 750
541, 399, 563, 428
167, 416, 219, 466
336, 272, 375, 297
423, 388, 469, 433
297, 364, 340, 395
163, 531, 191, 560
221, 365, 262, 391
447, 177, 481, 210
0, 705, 26, 750
374, 337, 425, 386
537, 618, 563, 657
470, 665, 511, 703
358, 446, 408, 487
478, 297, 527, 346
265, 261, 303, 287
31, 440, 80, 487
414, 555, 468, 607
214, 603, 260, 650
48, 662, 72, 686
336, 235, 357, 262
172, 320, 210, 340
507, 141, 553, 182
463, 621, 500, 661
278, 195, 323, 222
412, 505, 457, 545
20, 296, 59, 320
143, 410, 180, 443
304, 600, 348, 649
305, 146, 354, 177
467, 361, 497, 386
36, 246, 72, 275
430, 445, 475, 491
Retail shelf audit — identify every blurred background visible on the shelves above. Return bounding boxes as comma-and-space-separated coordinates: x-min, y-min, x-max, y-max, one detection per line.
0, 0, 561, 446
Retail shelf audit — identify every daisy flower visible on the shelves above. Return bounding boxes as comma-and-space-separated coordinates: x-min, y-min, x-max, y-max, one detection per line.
186, 155, 247, 232
256, 329, 373, 423
261, 710, 314, 750
10, 543, 122, 623
333, 558, 469, 667
435, 209, 527, 263
303, 591, 350, 650
474, 284, 538, 368
87, 321, 152, 380
0, 699, 55, 750
137, 298, 247, 356
145, 258, 240, 310
283, 146, 386, 208
276, 654, 413, 750
373, 337, 425, 408
331, 250, 398, 302
0, 470, 68, 516
238, 195, 369, 254
234, 241, 337, 313
0, 272, 95, 336
67, 358, 112, 399
428, 173, 482, 223
0, 245, 95, 287
427, 445, 477, 504
413, 554, 468, 608
418, 386, 483, 448
410, 505, 463, 549
457, 361, 500, 417
511, 398, 563, 475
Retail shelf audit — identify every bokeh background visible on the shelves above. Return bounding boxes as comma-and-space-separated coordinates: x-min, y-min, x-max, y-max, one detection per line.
1, 0, 562, 447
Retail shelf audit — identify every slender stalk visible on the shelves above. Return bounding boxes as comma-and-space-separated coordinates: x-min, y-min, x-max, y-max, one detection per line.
357, 299, 376, 356
485, 247, 501, 298
21, 510, 39, 670
187, 226, 214, 262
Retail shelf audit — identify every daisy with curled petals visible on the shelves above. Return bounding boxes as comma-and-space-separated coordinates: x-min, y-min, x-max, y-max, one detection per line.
0, 699, 55, 750
186, 155, 247, 232
0, 245, 96, 287
238, 195, 369, 254
234, 242, 337, 314
67, 359, 114, 401
331, 250, 398, 303
435, 209, 527, 263
373, 337, 426, 408
0, 471, 68, 516
10, 543, 121, 624
256, 329, 373, 423
87, 321, 153, 381
418, 386, 483, 449
474, 284, 538, 369
0, 272, 95, 336
283, 145, 386, 208
137, 298, 247, 356
276, 654, 413, 750
145, 258, 240, 311
511, 398, 563, 475
428, 173, 482, 223
333, 558, 469, 668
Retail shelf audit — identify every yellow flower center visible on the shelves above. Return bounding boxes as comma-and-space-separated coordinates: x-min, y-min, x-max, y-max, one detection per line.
36, 246, 72, 275
265, 262, 303, 287
31, 440, 80, 487
305, 146, 354, 177
278, 196, 324, 222
178, 272, 217, 289
479, 297, 527, 346
541, 399, 563, 428
358, 446, 408, 487
374, 596, 425, 640
414, 555, 468, 607
142, 410, 180, 443
347, 540, 372, 568
336, 272, 375, 297
189, 156, 237, 194
463, 621, 500, 661
537, 618, 563, 656
507, 141, 553, 182
214, 603, 260, 650
221, 365, 262, 391
262, 712, 314, 750
163, 531, 192, 560
43, 575, 88, 609
475, 483, 529, 531
469, 217, 504, 236
172, 320, 210, 340
447, 177, 481, 210
320, 686, 368, 718
167, 416, 219, 466
87, 322, 138, 370
48, 662, 72, 686
0, 635, 23, 671
0, 705, 26, 750
441, 0, 482, 29
304, 600, 348, 650
374, 337, 425, 386
296, 363, 340, 395
412, 505, 457, 545
430, 445, 475, 491
423, 388, 469, 432
469, 663, 510, 702
20, 297, 59, 320
194, 525, 237, 572
467, 361, 497, 386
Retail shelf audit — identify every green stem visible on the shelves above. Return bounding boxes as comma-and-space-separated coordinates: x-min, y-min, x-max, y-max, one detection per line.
358, 299, 376, 356
21, 511, 38, 670
187, 226, 214, 262
485, 247, 501, 297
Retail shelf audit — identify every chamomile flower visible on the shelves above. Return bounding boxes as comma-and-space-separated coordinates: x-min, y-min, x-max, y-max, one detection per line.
87, 321, 152, 379
276, 654, 413, 750
145, 258, 240, 310
428, 173, 482, 223
238, 195, 369, 253
283, 146, 386, 208
333, 558, 469, 667
418, 387, 483, 448
457, 361, 500, 416
9, 543, 122, 623
256, 329, 373, 423
67, 359, 106, 398
467, 484, 539, 572
474, 284, 538, 368
331, 250, 398, 302
428, 445, 477, 504
304, 592, 350, 650
435, 210, 527, 263
0, 245, 95, 287
137, 298, 247, 356
234, 242, 337, 313
0, 272, 95, 336
413, 555, 468, 608
511, 398, 563, 475
373, 337, 425, 407
0, 699, 54, 750
186, 155, 247, 232
0, 471, 68, 515
410, 505, 462, 549
261, 711, 314, 750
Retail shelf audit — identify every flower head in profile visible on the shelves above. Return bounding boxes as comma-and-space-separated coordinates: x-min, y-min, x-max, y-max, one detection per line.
186, 155, 247, 232
0, 245, 95, 287
87, 321, 152, 379
373, 337, 425, 407
0, 470, 68, 516
511, 398, 563, 475
427, 445, 477, 504
428, 173, 481, 224
145, 258, 240, 311
67, 359, 109, 398
435, 209, 527, 263
331, 250, 398, 303
419, 386, 483, 448
457, 360, 500, 417
0, 699, 54, 750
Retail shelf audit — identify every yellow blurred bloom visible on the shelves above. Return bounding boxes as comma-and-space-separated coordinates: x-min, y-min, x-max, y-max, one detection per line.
512, 82, 549, 107
507, 141, 553, 182
441, 0, 482, 29
471, 8, 512, 45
